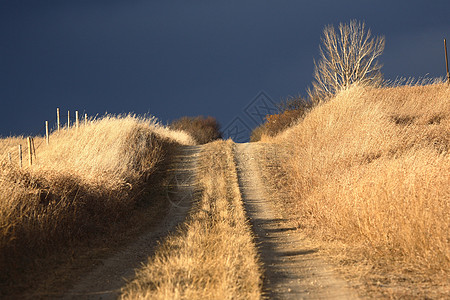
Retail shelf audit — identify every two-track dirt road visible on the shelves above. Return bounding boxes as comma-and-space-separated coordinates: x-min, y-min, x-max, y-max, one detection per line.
53, 142, 357, 299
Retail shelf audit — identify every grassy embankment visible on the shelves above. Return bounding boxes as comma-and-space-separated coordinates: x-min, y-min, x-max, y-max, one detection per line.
0, 115, 194, 294
258, 83, 449, 298
121, 140, 262, 300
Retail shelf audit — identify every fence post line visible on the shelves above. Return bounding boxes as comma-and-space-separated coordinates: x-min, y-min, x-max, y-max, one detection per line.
67, 110, 70, 131
57, 108, 60, 132
445, 38, 450, 84
84, 113, 88, 126
18, 145, 22, 168
45, 121, 49, 145
27, 137, 32, 166
75, 110, 79, 129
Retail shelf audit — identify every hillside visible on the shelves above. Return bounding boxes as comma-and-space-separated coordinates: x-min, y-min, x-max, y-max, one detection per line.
258, 83, 449, 298
0, 84, 448, 298
0, 115, 195, 295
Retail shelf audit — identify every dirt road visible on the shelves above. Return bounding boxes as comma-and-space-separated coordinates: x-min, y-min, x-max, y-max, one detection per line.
60, 145, 201, 299
234, 143, 358, 299
35, 142, 359, 299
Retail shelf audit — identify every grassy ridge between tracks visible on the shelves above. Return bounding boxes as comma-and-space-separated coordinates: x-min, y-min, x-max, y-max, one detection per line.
121, 140, 262, 300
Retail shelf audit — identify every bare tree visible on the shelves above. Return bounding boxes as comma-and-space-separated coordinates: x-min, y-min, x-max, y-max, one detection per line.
309, 20, 385, 101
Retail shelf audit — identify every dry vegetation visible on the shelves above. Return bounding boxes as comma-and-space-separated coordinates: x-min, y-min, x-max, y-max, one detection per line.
250, 96, 314, 142
170, 116, 222, 144
259, 83, 449, 298
0, 115, 195, 294
121, 140, 262, 300
309, 20, 384, 100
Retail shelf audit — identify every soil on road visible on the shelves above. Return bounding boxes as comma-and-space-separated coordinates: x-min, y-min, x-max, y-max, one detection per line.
234, 142, 358, 300
59, 145, 201, 299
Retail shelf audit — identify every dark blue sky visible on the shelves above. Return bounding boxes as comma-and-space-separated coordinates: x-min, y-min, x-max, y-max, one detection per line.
1, 1, 449, 138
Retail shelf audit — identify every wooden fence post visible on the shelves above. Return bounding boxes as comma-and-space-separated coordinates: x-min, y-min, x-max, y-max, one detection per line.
75, 110, 79, 129
31, 138, 36, 160
57, 108, 60, 132
27, 137, 32, 166
445, 39, 450, 84
18, 145, 22, 168
45, 121, 49, 145
84, 113, 88, 126
67, 110, 70, 131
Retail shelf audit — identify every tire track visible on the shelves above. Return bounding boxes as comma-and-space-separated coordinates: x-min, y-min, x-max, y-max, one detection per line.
234, 142, 358, 300
60, 145, 201, 300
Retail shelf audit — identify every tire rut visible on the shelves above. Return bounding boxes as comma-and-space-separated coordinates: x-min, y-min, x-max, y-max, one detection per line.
60, 145, 201, 300
234, 142, 358, 300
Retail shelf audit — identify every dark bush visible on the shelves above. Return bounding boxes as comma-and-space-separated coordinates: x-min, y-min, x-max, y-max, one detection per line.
250, 95, 314, 141
170, 116, 222, 144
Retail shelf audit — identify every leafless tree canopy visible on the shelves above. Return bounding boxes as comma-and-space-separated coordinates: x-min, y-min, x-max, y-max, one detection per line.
309, 20, 385, 100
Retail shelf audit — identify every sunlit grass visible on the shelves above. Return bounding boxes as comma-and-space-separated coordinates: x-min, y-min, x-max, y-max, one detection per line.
260, 83, 449, 297
0, 115, 195, 290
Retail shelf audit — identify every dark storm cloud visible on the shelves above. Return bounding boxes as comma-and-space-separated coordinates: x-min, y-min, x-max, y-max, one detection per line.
0, 1, 449, 136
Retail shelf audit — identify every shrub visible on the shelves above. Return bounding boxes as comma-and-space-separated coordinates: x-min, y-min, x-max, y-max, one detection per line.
250, 96, 313, 141
264, 109, 304, 136
170, 116, 222, 144
249, 125, 265, 142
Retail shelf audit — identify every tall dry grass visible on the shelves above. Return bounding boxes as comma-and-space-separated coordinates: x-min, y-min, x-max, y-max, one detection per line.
121, 140, 262, 300
0, 115, 195, 292
261, 83, 449, 297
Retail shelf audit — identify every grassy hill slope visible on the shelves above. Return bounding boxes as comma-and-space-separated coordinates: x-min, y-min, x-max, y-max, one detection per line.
260, 83, 449, 298
0, 115, 195, 294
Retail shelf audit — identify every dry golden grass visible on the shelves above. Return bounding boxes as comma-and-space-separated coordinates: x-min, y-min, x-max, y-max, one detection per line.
261, 83, 449, 298
0, 115, 194, 293
121, 140, 262, 300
